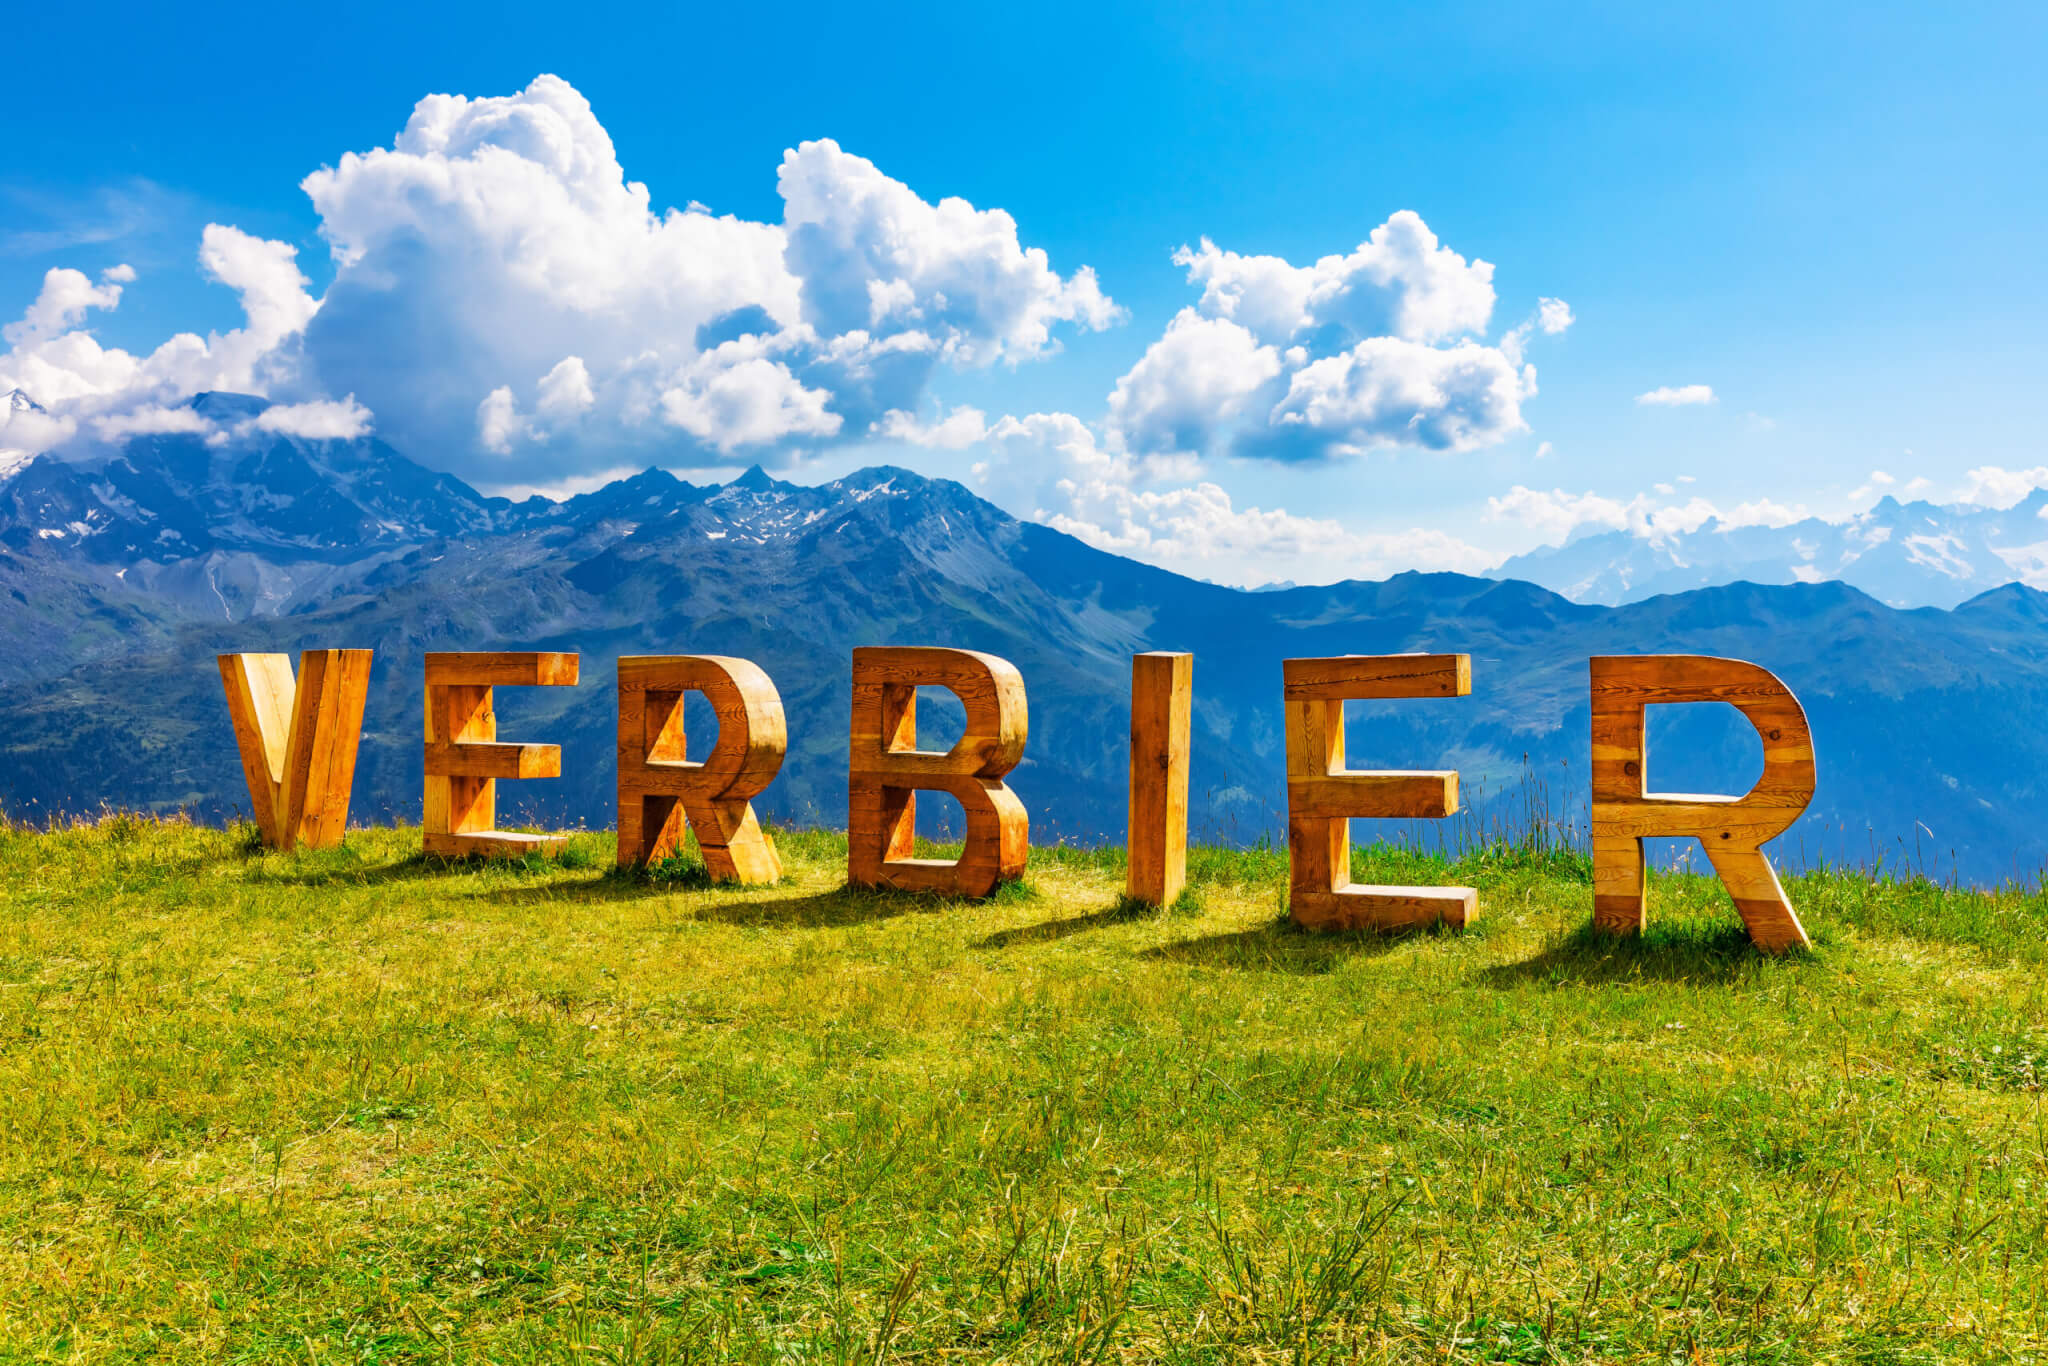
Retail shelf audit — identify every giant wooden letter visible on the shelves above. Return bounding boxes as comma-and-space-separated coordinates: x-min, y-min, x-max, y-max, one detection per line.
616, 655, 785, 882
1590, 655, 1816, 952
217, 649, 373, 851
1127, 651, 1192, 907
422, 651, 579, 859
1284, 654, 1476, 931
848, 646, 1027, 897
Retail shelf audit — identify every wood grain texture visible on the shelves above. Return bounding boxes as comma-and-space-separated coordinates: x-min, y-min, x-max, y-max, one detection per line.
847, 646, 1028, 897
424, 653, 579, 687
1588, 654, 1817, 953
1282, 653, 1470, 701
217, 650, 373, 851
1127, 652, 1193, 907
1283, 653, 1476, 933
615, 655, 786, 883
422, 652, 578, 861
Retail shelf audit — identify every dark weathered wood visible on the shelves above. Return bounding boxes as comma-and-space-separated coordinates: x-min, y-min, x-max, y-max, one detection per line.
615, 655, 786, 883
848, 647, 1028, 897
423, 652, 578, 860
1127, 652, 1193, 907
1284, 653, 1476, 932
218, 649, 373, 851
1589, 654, 1816, 952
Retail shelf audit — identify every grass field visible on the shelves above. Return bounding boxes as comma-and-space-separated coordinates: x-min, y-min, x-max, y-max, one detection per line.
4, 816, 2048, 1363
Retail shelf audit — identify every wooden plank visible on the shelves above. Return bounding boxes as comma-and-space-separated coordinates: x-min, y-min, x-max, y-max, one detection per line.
1283, 654, 1475, 932
424, 652, 580, 687
1588, 654, 1816, 952
424, 829, 566, 860
1287, 771, 1457, 820
217, 653, 294, 849
423, 741, 561, 780
281, 649, 373, 850
1126, 652, 1192, 907
1283, 653, 1470, 701
1292, 884, 1478, 933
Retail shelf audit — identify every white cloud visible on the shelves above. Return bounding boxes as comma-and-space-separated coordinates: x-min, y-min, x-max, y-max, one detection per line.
1106, 310, 1281, 455
1260, 337, 1531, 458
535, 356, 594, 420
945, 405, 1493, 586
1485, 486, 1631, 542
2, 266, 129, 347
779, 139, 1119, 364
1723, 498, 1803, 529
0, 228, 324, 443
0, 76, 1116, 481
879, 404, 989, 450
1045, 476, 1495, 586
477, 386, 523, 454
1486, 485, 1739, 545
285, 78, 1113, 479
1955, 465, 2048, 509
250, 396, 372, 441
657, 347, 841, 451
1109, 213, 1557, 461
1636, 384, 1716, 407
91, 405, 213, 440
1174, 211, 1496, 345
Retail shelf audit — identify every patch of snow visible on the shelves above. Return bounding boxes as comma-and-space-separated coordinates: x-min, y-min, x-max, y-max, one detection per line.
1903, 532, 1972, 579
1992, 541, 2048, 588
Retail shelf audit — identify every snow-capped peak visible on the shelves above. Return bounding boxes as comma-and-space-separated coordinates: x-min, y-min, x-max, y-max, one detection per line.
5, 389, 45, 415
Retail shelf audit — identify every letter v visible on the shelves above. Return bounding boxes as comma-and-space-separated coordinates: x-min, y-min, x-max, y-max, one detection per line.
218, 650, 374, 851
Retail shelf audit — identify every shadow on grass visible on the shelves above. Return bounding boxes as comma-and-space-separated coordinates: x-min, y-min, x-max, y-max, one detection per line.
245, 854, 478, 889
690, 882, 971, 929
974, 897, 1156, 949
1141, 916, 1422, 975
471, 871, 708, 906
1479, 919, 1809, 988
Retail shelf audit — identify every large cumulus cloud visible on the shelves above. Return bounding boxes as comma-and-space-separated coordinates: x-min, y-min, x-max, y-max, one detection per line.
0, 74, 1117, 484
297, 77, 1116, 481
1104, 211, 1568, 462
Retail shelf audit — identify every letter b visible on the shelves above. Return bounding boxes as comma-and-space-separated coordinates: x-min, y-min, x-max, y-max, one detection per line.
848, 646, 1027, 897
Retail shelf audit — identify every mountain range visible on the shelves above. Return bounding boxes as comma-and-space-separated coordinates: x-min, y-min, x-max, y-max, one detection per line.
5, 390, 2048, 886
1492, 495, 2048, 609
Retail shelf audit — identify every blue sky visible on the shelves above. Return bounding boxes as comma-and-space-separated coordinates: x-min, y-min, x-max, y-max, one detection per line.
5, 0, 2044, 584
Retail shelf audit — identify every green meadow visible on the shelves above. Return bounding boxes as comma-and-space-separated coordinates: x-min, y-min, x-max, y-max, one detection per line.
4, 816, 2048, 1363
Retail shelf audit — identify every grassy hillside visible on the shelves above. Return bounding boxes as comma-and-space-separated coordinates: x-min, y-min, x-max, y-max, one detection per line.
3, 818, 2047, 1362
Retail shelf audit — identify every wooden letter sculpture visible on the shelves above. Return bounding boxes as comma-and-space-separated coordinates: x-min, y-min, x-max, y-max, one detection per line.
422, 651, 579, 859
1127, 651, 1193, 907
616, 655, 785, 882
217, 649, 373, 851
848, 646, 1027, 897
1284, 654, 1476, 931
1590, 655, 1817, 952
